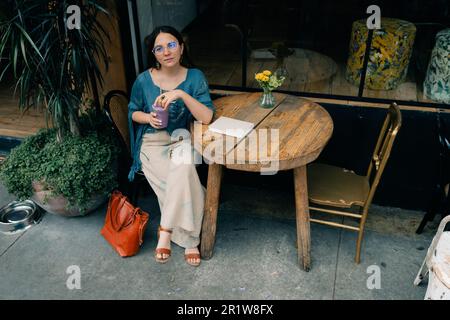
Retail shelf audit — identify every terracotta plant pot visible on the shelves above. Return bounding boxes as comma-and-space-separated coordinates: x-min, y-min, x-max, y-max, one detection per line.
31, 181, 108, 217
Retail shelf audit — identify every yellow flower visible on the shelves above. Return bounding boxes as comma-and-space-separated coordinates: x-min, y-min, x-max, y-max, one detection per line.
262, 75, 270, 82
255, 73, 263, 80
263, 70, 272, 76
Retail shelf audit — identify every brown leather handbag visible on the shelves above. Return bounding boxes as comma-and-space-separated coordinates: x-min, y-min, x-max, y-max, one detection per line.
100, 190, 149, 257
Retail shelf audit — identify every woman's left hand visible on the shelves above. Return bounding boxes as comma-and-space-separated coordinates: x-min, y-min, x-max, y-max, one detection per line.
154, 89, 185, 110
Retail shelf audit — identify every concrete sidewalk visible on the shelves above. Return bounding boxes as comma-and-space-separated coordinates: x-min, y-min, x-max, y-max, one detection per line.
0, 182, 435, 300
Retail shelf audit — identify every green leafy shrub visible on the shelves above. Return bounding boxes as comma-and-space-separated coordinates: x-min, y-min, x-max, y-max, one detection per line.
0, 111, 120, 211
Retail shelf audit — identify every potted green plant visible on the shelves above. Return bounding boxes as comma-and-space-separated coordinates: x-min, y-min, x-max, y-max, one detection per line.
0, 0, 118, 216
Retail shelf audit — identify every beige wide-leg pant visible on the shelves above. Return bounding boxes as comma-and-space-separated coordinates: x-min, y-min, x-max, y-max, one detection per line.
139, 130, 205, 248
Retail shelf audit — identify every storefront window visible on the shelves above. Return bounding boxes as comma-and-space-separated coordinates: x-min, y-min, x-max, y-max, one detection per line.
183, 0, 449, 106
183, 1, 242, 87
358, 1, 449, 104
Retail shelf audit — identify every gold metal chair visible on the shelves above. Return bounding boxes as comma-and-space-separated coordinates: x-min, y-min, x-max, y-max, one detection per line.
307, 103, 402, 263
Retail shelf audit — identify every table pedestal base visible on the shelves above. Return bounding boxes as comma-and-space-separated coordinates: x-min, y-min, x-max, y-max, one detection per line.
294, 166, 311, 271
200, 163, 223, 260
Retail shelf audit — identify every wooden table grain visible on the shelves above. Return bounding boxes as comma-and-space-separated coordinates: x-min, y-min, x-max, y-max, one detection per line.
191, 92, 333, 271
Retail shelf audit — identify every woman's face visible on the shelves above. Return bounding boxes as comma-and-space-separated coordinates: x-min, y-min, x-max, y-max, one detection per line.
153, 32, 184, 68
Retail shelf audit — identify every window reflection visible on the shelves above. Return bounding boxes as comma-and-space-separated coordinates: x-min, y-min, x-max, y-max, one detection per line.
184, 0, 449, 105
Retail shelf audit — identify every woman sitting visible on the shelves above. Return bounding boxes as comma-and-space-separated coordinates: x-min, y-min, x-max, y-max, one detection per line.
128, 25, 215, 267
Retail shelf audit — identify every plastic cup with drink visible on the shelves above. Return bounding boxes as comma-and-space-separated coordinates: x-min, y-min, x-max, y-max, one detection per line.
152, 103, 168, 128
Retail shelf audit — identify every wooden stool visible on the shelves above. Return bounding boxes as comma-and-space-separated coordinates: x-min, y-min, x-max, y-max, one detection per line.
346, 18, 416, 90
424, 28, 450, 104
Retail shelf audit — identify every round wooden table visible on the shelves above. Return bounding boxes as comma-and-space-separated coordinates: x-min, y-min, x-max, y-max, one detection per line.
191, 92, 333, 271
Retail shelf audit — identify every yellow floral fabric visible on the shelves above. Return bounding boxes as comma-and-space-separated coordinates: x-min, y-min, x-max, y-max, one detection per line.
346, 18, 416, 90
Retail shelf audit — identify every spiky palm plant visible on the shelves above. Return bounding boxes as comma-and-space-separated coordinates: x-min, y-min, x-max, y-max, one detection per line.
0, 0, 110, 141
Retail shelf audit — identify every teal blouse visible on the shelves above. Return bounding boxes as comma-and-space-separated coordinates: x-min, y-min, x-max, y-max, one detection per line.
127, 68, 215, 181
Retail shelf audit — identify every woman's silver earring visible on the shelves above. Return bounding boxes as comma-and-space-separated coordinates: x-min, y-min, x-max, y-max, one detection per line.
156, 61, 160, 69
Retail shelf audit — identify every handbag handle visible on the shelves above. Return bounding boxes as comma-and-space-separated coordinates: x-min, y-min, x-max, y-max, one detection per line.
117, 207, 141, 231
107, 191, 144, 232
111, 196, 126, 231
109, 195, 129, 232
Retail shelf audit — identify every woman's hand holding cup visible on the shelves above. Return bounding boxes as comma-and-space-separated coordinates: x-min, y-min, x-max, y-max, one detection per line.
148, 112, 163, 129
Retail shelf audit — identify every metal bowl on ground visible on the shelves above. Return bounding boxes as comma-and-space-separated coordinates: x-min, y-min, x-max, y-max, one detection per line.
0, 200, 43, 235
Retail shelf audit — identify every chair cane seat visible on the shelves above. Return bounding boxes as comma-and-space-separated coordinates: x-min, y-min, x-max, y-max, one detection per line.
308, 163, 370, 208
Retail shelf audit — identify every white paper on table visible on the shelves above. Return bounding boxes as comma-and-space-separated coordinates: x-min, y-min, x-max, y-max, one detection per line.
207, 116, 255, 139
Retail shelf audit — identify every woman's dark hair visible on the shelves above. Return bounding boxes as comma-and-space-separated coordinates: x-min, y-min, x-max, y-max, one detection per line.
144, 25, 194, 69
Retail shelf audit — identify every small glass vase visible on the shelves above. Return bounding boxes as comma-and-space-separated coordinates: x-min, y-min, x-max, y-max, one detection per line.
275, 58, 289, 79
259, 89, 275, 108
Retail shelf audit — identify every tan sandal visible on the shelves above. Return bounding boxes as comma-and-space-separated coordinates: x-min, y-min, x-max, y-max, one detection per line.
155, 226, 172, 264
184, 249, 201, 267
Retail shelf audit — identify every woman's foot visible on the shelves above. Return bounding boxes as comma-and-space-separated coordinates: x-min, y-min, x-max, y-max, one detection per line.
155, 226, 172, 263
185, 247, 201, 267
